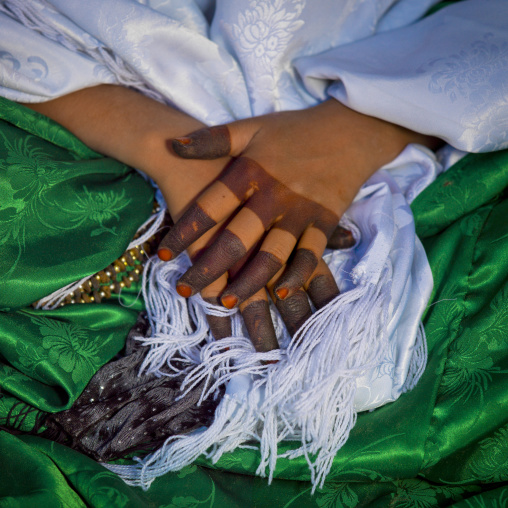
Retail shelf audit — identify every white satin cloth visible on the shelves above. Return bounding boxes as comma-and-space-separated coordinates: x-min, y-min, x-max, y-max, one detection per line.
1, 0, 508, 151
1, 1, 507, 480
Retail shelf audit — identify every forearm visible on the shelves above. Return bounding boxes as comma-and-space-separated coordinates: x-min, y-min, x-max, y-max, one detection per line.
22, 85, 227, 218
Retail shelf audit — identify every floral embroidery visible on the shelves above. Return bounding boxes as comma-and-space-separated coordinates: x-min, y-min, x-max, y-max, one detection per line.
227, 0, 305, 109
0, 130, 131, 277
485, 287, 508, 347
391, 479, 438, 508
440, 338, 504, 404
232, 0, 305, 72
424, 34, 508, 106
31, 316, 101, 384
61, 186, 129, 236
420, 33, 508, 151
163, 482, 215, 508
316, 482, 359, 508
0, 50, 48, 81
469, 426, 508, 482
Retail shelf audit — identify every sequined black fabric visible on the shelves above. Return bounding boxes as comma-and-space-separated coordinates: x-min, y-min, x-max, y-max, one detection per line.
42, 313, 221, 461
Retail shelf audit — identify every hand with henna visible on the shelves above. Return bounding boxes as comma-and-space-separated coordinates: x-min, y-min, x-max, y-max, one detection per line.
22, 85, 348, 349
158, 100, 442, 351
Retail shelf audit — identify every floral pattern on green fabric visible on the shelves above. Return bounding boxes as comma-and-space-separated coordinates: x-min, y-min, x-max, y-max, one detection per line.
162, 482, 215, 508
15, 340, 48, 379
0, 133, 72, 277
485, 287, 508, 347
60, 186, 129, 237
0, 96, 99, 160
440, 338, 505, 404
31, 316, 102, 384
462, 488, 508, 508
71, 470, 131, 508
0, 392, 42, 432
0, 131, 132, 278
315, 482, 359, 508
177, 465, 198, 478
390, 479, 439, 508
469, 426, 508, 482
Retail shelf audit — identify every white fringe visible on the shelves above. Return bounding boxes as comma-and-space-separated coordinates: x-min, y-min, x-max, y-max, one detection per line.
107, 256, 399, 492
401, 322, 428, 393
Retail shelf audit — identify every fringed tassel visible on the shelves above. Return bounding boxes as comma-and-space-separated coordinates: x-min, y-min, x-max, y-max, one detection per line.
258, 267, 392, 491
136, 255, 214, 376
110, 258, 395, 492
401, 322, 427, 393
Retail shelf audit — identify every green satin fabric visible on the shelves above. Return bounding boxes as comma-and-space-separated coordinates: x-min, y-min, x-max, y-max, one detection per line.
0, 98, 507, 507
0, 98, 152, 422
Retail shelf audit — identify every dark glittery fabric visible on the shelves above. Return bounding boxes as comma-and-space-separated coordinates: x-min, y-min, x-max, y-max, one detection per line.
42, 313, 221, 461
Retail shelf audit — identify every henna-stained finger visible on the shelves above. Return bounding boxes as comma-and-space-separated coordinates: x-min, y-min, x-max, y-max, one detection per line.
176, 208, 265, 298
157, 181, 241, 261
305, 259, 340, 310
275, 289, 313, 337
240, 289, 279, 353
273, 226, 328, 301
266, 269, 312, 337
172, 125, 232, 160
221, 228, 298, 309
326, 225, 355, 250
201, 274, 232, 340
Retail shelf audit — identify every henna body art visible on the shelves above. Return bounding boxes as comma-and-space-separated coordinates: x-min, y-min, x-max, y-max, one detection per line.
275, 289, 313, 337
158, 100, 441, 350
162, 130, 339, 304
241, 298, 279, 353
222, 251, 283, 308
326, 225, 356, 250
203, 296, 232, 339
274, 248, 318, 301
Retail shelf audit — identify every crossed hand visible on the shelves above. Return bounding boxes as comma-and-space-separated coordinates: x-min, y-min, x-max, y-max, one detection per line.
156, 100, 420, 351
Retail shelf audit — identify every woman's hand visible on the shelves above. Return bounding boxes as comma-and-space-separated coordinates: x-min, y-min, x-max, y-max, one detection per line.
159, 100, 441, 313
22, 85, 236, 339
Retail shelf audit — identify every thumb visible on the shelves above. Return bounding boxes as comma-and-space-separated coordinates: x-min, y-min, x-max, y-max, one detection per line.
172, 118, 259, 160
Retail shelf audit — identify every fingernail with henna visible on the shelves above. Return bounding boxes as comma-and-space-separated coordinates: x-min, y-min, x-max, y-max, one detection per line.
221, 294, 238, 309
276, 287, 289, 300
176, 283, 193, 298
158, 248, 173, 262
173, 137, 192, 145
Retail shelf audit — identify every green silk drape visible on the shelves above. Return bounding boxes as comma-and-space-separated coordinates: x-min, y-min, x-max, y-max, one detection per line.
0, 99, 506, 507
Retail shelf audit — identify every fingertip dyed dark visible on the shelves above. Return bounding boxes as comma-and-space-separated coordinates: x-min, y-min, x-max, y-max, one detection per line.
307, 274, 340, 310
203, 297, 233, 339
274, 248, 318, 298
275, 289, 312, 337
171, 125, 231, 160
241, 300, 279, 353
326, 225, 355, 250
226, 250, 283, 304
